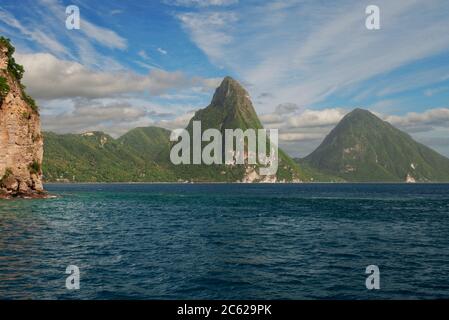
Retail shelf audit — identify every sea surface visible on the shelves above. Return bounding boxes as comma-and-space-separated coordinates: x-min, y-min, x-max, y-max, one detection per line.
1, 183, 449, 300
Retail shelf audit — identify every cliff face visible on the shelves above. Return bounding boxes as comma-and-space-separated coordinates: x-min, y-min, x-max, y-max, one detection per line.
0, 39, 44, 197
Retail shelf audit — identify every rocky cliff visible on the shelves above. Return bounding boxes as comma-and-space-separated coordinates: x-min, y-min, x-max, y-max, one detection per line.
0, 37, 44, 198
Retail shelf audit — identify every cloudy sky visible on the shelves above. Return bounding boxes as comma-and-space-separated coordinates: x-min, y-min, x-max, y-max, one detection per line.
1, 0, 449, 157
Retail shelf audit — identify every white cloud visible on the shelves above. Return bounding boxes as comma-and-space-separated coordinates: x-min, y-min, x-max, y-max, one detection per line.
16, 53, 221, 100
287, 108, 347, 128
384, 108, 449, 131
157, 48, 168, 55
41, 97, 197, 137
165, 0, 238, 7
138, 50, 150, 60
177, 12, 238, 65
279, 133, 324, 142
260, 107, 350, 156
155, 112, 196, 130
110, 9, 124, 15
259, 113, 283, 125
424, 86, 449, 97
275, 103, 300, 114
42, 100, 149, 136
79, 19, 127, 50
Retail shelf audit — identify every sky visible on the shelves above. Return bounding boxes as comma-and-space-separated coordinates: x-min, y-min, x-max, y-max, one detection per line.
1, 0, 449, 157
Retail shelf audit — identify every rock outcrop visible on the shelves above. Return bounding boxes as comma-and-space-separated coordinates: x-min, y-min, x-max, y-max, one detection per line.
0, 37, 44, 198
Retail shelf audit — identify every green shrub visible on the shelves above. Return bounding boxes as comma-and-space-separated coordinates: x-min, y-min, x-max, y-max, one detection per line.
0, 37, 24, 80
0, 76, 9, 98
29, 160, 41, 175
0, 38, 39, 113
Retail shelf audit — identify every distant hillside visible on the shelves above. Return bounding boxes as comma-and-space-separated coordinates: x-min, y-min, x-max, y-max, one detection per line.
43, 77, 308, 183
43, 131, 175, 182
299, 108, 449, 182
118, 126, 172, 163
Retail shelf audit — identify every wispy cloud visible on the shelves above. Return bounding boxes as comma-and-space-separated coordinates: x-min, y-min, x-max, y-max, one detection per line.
177, 11, 238, 66
157, 48, 168, 55
164, 0, 238, 7
40, 0, 127, 50
424, 86, 449, 97
177, 0, 449, 113
0, 8, 69, 55
385, 108, 449, 131
0, 0, 127, 68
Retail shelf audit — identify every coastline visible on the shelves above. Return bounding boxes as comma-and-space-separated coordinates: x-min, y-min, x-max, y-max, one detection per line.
42, 181, 449, 185
0, 191, 56, 200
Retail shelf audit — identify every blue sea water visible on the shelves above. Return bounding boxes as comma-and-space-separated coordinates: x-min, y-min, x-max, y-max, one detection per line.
0, 183, 449, 300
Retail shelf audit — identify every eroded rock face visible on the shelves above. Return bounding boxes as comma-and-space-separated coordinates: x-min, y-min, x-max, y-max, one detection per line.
0, 42, 44, 197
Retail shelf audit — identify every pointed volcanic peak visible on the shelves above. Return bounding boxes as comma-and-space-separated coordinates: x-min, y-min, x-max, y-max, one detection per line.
303, 108, 449, 182
181, 76, 306, 182
188, 76, 263, 132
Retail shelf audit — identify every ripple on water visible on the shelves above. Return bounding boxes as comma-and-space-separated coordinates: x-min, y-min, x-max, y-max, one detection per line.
1, 183, 449, 299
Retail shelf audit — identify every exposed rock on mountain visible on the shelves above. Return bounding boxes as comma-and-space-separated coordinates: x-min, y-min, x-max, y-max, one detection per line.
0, 38, 44, 198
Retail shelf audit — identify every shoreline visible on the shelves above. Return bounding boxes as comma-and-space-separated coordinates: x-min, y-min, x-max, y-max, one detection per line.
0, 192, 56, 200
43, 181, 449, 185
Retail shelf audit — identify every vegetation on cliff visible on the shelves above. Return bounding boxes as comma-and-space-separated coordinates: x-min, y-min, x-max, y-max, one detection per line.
0, 76, 9, 100
0, 37, 38, 113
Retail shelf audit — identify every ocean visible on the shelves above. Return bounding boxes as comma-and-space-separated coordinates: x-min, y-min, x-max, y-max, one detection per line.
0, 183, 448, 299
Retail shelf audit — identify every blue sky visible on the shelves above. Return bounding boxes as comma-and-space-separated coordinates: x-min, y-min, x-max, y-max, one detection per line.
1, 0, 449, 157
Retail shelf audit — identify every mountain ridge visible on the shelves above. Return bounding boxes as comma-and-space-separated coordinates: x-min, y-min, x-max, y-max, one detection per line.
300, 108, 449, 182
43, 77, 306, 183
41, 82, 449, 183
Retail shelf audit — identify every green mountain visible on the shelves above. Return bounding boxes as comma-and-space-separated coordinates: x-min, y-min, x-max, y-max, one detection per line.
178, 76, 306, 182
43, 131, 175, 182
188, 76, 264, 132
43, 77, 306, 183
300, 108, 449, 182
117, 126, 172, 163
